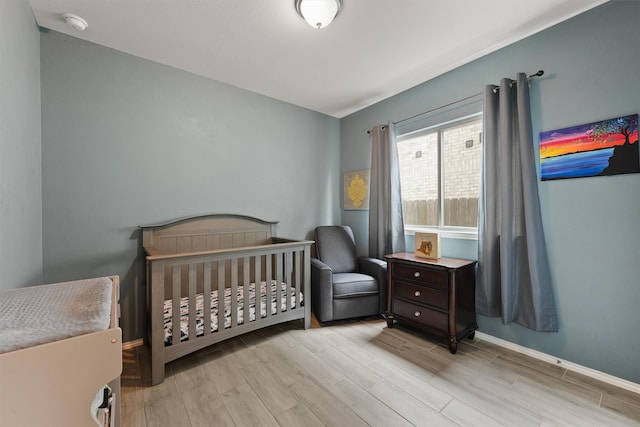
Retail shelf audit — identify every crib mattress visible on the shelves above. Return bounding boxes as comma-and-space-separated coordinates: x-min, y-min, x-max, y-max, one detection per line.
0, 277, 113, 354
164, 280, 302, 345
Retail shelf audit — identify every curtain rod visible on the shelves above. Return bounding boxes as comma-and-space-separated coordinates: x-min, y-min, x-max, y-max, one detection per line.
366, 70, 544, 135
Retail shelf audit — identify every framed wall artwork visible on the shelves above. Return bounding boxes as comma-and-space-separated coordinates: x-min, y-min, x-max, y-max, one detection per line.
539, 113, 639, 181
343, 169, 370, 210
414, 232, 441, 260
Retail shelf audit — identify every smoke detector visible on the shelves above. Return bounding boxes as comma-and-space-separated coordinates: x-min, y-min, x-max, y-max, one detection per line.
62, 13, 88, 31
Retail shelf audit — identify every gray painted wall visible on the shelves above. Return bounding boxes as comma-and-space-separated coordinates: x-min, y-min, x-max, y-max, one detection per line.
6, 0, 638, 384
341, 1, 640, 383
0, 0, 43, 290
40, 32, 341, 341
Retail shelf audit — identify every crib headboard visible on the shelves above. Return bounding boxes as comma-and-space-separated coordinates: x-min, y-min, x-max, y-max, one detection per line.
140, 214, 279, 256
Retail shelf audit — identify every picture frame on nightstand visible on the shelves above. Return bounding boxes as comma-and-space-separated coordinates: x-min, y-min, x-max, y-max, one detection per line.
414, 232, 441, 259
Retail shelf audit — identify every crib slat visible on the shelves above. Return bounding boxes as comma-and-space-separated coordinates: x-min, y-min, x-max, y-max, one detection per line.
278, 252, 284, 314
303, 244, 311, 329
188, 264, 197, 341
203, 262, 212, 336
285, 251, 292, 311
218, 260, 225, 332
294, 250, 301, 308
265, 254, 272, 318
251, 255, 260, 324
294, 250, 299, 310
284, 251, 289, 310
230, 258, 238, 328
172, 266, 181, 345
243, 256, 250, 327
275, 253, 283, 315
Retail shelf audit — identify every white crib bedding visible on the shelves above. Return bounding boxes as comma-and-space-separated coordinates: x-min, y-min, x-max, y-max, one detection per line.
0, 277, 113, 354
163, 280, 302, 345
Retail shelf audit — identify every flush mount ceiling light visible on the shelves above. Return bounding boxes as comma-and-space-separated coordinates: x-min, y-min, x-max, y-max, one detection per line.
62, 13, 88, 31
295, 0, 342, 29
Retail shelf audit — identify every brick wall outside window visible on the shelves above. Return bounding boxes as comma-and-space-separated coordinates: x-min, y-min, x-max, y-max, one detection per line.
398, 118, 482, 227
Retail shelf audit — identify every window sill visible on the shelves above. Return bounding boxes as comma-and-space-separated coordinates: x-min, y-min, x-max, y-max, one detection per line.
404, 226, 478, 241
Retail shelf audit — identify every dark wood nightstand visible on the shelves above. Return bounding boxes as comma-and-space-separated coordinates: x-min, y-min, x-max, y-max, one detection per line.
385, 252, 477, 353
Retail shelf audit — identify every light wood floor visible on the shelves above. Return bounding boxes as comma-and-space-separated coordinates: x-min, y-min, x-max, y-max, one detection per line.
121, 317, 640, 426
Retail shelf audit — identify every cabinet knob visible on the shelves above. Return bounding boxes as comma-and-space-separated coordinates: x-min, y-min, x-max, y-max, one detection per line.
414, 311, 421, 317
414, 271, 421, 278
414, 290, 421, 297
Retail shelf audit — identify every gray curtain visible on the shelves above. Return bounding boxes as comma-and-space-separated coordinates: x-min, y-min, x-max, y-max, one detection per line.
369, 123, 406, 259
477, 73, 558, 332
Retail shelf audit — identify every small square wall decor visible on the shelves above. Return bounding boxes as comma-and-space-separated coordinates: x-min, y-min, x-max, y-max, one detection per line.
415, 232, 441, 260
343, 169, 370, 210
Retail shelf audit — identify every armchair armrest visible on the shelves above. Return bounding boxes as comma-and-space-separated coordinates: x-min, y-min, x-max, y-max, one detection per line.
358, 257, 388, 315
311, 258, 334, 322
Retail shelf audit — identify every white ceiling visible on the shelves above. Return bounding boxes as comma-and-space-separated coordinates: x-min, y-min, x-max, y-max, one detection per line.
29, 0, 607, 118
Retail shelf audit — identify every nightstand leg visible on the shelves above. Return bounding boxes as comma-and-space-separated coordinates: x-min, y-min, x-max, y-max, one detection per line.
385, 313, 394, 328
448, 337, 458, 354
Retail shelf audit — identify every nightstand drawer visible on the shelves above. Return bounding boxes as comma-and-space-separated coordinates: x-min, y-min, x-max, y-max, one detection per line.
394, 281, 448, 310
391, 263, 448, 289
393, 299, 448, 331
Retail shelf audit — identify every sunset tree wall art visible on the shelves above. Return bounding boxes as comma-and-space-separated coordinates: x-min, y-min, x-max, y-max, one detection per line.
539, 114, 639, 181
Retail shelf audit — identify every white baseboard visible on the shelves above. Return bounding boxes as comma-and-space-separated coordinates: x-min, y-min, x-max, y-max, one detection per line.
475, 332, 640, 395
122, 338, 144, 351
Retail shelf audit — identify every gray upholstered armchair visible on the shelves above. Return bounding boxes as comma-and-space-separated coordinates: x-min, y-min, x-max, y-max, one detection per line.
311, 225, 387, 323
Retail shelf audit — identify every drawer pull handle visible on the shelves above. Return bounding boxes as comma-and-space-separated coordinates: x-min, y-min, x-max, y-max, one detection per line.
414, 311, 421, 317
414, 290, 421, 297
414, 271, 421, 278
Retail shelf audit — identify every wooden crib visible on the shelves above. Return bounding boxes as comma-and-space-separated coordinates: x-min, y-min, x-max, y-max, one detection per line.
141, 214, 313, 385
0, 276, 122, 427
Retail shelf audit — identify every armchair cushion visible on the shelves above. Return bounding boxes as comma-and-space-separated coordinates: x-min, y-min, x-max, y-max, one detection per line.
332, 273, 378, 299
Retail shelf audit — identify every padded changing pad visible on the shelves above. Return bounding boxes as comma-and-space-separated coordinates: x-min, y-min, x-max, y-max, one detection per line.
0, 277, 113, 354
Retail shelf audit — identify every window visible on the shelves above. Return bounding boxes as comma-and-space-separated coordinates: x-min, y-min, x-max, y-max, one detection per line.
397, 113, 482, 237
